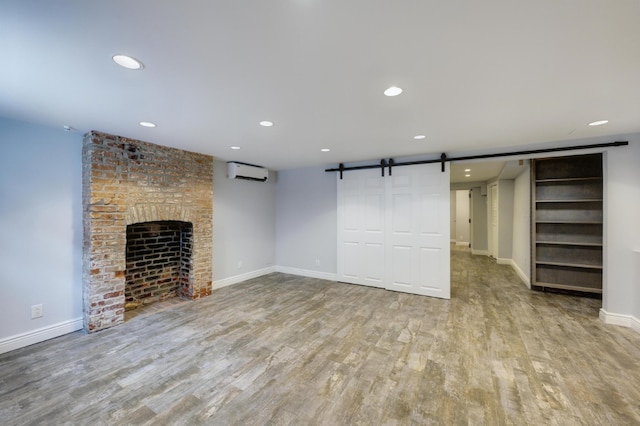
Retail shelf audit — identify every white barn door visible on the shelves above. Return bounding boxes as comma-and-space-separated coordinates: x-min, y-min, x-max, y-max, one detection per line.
337, 163, 450, 299
385, 164, 450, 298
337, 168, 386, 288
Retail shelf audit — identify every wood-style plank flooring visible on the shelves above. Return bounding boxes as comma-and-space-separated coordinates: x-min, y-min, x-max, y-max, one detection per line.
2, 251, 640, 425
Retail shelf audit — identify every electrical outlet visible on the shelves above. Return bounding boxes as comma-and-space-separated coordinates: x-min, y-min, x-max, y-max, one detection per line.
237, 260, 243, 269
31, 304, 43, 319
315, 258, 320, 266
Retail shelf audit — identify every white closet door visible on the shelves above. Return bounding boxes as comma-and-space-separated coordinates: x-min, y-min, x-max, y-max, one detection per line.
385, 164, 450, 298
337, 168, 385, 288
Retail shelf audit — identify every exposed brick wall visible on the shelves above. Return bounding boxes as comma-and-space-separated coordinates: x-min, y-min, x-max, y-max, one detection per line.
82, 131, 213, 332
125, 221, 193, 310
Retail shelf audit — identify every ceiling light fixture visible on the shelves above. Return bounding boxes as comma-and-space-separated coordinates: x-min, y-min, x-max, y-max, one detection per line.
464, 168, 471, 172
321, 148, 330, 152
588, 120, 609, 126
63, 125, 74, 132
384, 86, 403, 96
139, 121, 156, 128
413, 135, 426, 140
465, 174, 471, 177
112, 54, 143, 70
230, 146, 241, 150
259, 121, 274, 127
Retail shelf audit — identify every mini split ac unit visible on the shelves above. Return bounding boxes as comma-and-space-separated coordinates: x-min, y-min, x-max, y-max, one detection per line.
227, 161, 269, 182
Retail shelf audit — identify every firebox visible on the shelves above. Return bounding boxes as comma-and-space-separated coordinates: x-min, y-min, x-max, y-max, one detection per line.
125, 221, 193, 310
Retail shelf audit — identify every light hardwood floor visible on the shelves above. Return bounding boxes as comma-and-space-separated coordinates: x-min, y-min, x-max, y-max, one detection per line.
2, 251, 640, 425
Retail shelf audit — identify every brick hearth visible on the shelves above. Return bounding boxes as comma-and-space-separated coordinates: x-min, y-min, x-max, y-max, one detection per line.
82, 131, 213, 332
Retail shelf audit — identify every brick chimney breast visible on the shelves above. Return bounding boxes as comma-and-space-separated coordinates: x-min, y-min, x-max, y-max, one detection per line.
82, 131, 213, 333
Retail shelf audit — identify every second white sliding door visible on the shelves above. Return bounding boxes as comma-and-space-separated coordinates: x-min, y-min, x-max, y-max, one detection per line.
337, 163, 450, 299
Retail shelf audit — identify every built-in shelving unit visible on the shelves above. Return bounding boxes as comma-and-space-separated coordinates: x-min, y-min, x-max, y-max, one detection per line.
531, 153, 603, 294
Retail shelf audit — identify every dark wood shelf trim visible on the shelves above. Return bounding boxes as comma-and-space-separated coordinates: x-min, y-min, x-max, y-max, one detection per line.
536, 199, 603, 203
536, 261, 602, 269
536, 241, 603, 247
535, 281, 603, 294
535, 177, 603, 183
535, 220, 603, 224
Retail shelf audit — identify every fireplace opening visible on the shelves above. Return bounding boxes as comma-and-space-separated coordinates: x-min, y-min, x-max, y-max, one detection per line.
125, 220, 193, 311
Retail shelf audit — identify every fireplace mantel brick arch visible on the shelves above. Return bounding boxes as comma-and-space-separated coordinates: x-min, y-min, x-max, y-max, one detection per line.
82, 131, 213, 333
127, 204, 196, 225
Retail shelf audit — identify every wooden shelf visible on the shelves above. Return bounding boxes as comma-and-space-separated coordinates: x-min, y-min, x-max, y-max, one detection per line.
536, 177, 602, 183
536, 241, 602, 247
535, 282, 603, 294
536, 199, 602, 203
531, 153, 603, 296
536, 261, 602, 270
535, 220, 602, 224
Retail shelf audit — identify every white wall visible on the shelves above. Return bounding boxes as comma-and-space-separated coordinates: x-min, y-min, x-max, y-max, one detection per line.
0, 117, 83, 351
275, 166, 337, 278
212, 159, 277, 286
511, 164, 531, 287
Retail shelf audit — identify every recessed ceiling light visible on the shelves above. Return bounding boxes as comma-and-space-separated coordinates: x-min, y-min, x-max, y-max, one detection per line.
259, 121, 274, 127
139, 121, 156, 128
384, 86, 403, 97
413, 135, 426, 140
321, 148, 330, 152
465, 174, 471, 177
230, 146, 241, 150
464, 168, 471, 172
112, 54, 143, 70
588, 120, 609, 126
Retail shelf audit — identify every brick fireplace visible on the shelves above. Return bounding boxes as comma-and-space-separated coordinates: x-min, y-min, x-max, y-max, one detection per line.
82, 131, 213, 332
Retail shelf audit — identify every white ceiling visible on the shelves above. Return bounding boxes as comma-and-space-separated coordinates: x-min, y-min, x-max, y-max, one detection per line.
450, 161, 506, 184
2, 1, 639, 171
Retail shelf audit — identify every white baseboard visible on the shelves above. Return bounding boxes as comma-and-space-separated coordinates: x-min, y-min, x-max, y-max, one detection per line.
213, 266, 276, 290
0, 318, 83, 355
510, 261, 531, 288
275, 266, 337, 282
495, 258, 530, 288
455, 241, 469, 246
471, 249, 489, 256
599, 309, 640, 335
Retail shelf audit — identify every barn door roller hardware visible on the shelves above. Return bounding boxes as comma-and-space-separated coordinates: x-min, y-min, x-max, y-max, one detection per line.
325, 141, 628, 179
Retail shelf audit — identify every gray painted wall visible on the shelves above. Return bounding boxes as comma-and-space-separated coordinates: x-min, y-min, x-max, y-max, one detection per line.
449, 190, 456, 240
511, 164, 531, 286
603, 139, 640, 318
471, 187, 488, 252
276, 166, 337, 274
497, 180, 515, 260
0, 117, 83, 340
212, 159, 276, 281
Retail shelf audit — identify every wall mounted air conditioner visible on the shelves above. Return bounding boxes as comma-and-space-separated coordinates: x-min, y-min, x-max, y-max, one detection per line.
227, 161, 269, 182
